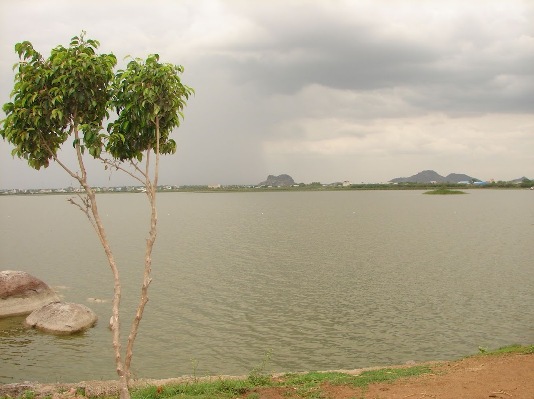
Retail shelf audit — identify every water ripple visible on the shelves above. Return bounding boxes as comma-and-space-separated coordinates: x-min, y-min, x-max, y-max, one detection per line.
1, 191, 533, 382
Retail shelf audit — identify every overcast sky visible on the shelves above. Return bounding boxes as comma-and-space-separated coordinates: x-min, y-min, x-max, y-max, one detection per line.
1, 0, 533, 189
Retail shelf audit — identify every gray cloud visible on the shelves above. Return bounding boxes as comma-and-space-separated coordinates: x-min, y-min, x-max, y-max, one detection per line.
211, 1, 534, 114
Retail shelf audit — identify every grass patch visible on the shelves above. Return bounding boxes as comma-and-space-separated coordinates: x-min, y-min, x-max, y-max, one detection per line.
349, 366, 432, 388
281, 371, 355, 397
424, 188, 467, 195
131, 377, 266, 399
477, 344, 534, 356
128, 366, 431, 399
282, 367, 431, 397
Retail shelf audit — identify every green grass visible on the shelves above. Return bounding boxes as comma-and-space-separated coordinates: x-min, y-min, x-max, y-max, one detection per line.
127, 365, 431, 399
477, 344, 534, 356
131, 378, 268, 399
281, 367, 431, 398
350, 366, 432, 387
423, 188, 467, 195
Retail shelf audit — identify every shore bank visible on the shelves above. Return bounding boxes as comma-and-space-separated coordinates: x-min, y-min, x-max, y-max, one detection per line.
1, 345, 532, 399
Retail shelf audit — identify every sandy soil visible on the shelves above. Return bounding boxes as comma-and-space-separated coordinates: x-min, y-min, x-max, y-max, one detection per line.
1, 352, 532, 398
322, 353, 534, 399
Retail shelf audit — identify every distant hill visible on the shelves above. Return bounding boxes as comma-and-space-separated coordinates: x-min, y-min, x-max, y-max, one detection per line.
509, 176, 532, 184
389, 170, 479, 183
259, 174, 295, 187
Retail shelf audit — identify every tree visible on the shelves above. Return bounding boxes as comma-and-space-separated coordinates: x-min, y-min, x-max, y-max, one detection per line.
520, 178, 533, 188
0, 33, 193, 399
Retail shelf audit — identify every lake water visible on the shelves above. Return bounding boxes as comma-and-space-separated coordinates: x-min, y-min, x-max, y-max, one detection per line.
1, 190, 533, 384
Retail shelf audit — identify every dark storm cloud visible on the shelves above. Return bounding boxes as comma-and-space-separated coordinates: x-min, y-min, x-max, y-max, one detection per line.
212, 20, 437, 91
207, 3, 534, 114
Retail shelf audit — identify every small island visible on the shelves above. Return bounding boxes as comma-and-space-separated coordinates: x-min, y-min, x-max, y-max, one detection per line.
423, 188, 467, 195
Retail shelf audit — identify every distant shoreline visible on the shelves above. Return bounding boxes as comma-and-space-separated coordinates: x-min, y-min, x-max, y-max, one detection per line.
1, 183, 532, 196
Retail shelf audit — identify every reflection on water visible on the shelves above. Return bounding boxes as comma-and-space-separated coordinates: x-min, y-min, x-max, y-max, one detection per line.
0, 316, 33, 348
0, 190, 533, 383
0, 316, 95, 383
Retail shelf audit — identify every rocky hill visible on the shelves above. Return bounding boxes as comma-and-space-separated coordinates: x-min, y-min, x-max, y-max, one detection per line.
509, 176, 532, 184
390, 170, 478, 183
258, 174, 295, 187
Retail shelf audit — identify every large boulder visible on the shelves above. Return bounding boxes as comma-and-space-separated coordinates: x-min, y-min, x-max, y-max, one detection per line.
0, 270, 60, 318
25, 302, 98, 335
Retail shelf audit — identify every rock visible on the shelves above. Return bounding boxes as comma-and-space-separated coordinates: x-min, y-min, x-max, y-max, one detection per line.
0, 270, 60, 318
0, 383, 37, 398
258, 174, 295, 187
25, 302, 98, 334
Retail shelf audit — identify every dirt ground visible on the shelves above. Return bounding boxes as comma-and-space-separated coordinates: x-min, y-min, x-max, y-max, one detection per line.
1, 352, 532, 398
257, 352, 534, 399
361, 353, 534, 399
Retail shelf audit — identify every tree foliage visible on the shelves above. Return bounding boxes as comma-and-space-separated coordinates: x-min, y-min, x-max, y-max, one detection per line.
107, 54, 191, 161
1, 34, 116, 168
1, 32, 193, 169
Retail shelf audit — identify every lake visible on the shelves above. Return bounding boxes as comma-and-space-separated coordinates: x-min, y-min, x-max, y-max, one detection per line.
1, 190, 533, 383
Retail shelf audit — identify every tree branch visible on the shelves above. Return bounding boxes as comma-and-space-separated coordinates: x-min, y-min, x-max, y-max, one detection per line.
72, 111, 88, 183
39, 133, 82, 185
130, 160, 148, 181
67, 194, 97, 231
99, 157, 146, 186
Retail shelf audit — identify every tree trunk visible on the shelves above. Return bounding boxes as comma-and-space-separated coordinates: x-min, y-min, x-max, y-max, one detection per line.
123, 117, 161, 385
45, 132, 131, 398
84, 186, 131, 399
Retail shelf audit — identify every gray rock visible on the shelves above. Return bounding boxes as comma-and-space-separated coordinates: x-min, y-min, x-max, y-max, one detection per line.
25, 302, 98, 334
0, 270, 60, 318
258, 174, 295, 187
